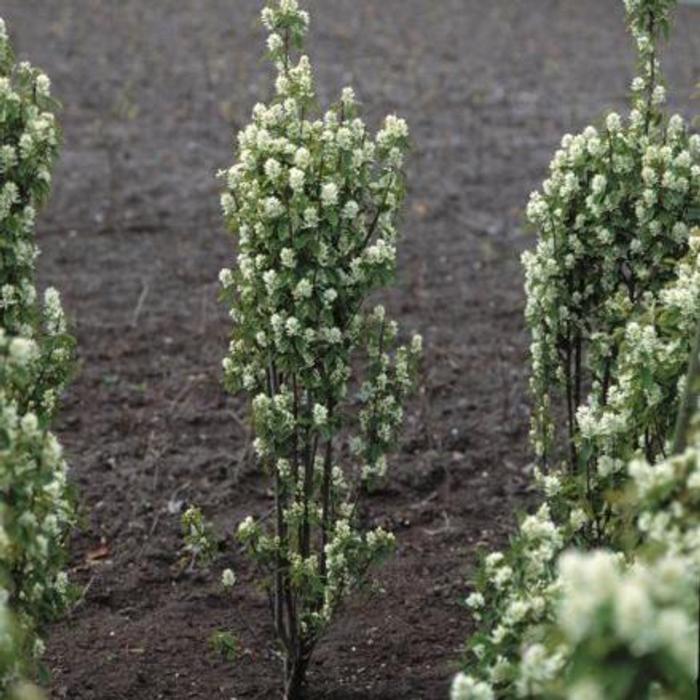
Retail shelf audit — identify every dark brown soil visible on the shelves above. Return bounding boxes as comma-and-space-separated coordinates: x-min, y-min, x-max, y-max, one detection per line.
3, 1, 699, 698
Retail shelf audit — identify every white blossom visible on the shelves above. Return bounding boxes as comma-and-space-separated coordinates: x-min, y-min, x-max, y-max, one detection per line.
221, 569, 236, 588
321, 182, 339, 208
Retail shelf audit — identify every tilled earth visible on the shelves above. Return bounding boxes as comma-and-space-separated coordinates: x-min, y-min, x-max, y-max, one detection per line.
3, 1, 700, 698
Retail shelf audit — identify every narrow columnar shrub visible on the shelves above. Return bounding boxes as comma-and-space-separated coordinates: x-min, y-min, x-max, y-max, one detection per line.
0, 17, 75, 691
452, 1, 700, 697
456, 241, 700, 688
523, 0, 700, 497
0, 18, 73, 420
218, 1, 420, 696
517, 0, 700, 576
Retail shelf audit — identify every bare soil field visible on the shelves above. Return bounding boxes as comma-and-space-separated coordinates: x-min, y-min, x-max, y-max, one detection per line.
2, 1, 699, 698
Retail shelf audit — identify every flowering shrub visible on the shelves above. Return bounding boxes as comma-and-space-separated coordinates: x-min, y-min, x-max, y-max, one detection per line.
218, 1, 420, 696
181, 505, 217, 567
523, 0, 700, 489
0, 18, 73, 421
452, 1, 700, 697
0, 17, 75, 692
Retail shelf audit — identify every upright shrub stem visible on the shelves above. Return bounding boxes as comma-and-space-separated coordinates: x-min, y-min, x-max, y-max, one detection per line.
672, 313, 700, 455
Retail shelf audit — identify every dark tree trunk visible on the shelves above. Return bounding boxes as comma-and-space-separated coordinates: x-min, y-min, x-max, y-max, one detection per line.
284, 653, 310, 700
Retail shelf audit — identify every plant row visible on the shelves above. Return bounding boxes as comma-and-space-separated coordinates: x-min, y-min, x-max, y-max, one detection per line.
0, 18, 75, 700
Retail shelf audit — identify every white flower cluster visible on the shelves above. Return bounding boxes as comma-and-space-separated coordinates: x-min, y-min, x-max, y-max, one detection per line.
217, 2, 420, 694
557, 549, 697, 673
221, 568, 236, 589
450, 673, 494, 700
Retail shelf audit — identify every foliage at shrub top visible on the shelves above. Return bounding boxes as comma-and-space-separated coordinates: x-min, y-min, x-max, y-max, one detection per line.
218, 0, 420, 696
0, 16, 75, 692
452, 0, 700, 697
